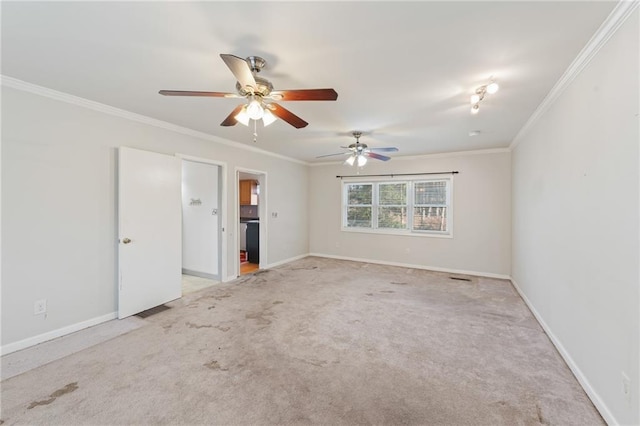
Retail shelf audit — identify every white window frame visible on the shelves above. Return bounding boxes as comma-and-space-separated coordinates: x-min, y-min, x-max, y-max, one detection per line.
341, 176, 453, 238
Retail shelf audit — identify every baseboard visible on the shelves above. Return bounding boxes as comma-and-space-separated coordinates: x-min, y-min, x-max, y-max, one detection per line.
265, 253, 310, 270
182, 268, 219, 281
1, 312, 118, 356
510, 278, 617, 426
308, 252, 511, 280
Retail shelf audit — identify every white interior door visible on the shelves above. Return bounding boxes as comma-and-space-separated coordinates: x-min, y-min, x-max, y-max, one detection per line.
118, 147, 182, 319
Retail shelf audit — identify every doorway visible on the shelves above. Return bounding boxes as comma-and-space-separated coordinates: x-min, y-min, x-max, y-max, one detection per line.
181, 158, 224, 292
237, 169, 266, 276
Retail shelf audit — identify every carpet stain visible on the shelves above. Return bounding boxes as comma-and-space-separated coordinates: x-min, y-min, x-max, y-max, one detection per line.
27, 382, 78, 409
536, 404, 549, 425
211, 294, 232, 301
295, 357, 328, 367
204, 360, 228, 371
380, 290, 395, 294
245, 310, 275, 326
186, 322, 213, 329
273, 301, 284, 305
391, 282, 408, 285
365, 293, 374, 296
207, 306, 216, 310
215, 326, 231, 332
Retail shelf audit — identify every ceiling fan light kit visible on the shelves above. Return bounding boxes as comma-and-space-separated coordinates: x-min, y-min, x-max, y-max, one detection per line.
470, 79, 499, 114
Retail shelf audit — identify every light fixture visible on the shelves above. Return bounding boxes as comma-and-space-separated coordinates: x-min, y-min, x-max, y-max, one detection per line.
469, 78, 499, 114
262, 109, 277, 126
246, 97, 264, 120
234, 106, 250, 126
234, 98, 277, 128
344, 153, 369, 167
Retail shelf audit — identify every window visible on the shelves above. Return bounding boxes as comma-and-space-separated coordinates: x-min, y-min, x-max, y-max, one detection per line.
345, 183, 372, 228
377, 183, 407, 229
413, 181, 448, 232
343, 178, 452, 237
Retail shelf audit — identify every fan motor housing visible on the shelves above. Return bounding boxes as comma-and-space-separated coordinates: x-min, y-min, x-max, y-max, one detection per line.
236, 76, 273, 97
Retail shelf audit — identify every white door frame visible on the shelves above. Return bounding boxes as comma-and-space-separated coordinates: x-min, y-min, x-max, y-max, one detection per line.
235, 167, 267, 277
177, 154, 228, 283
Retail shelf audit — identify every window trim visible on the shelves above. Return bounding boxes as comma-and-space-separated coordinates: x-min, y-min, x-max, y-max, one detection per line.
341, 177, 453, 238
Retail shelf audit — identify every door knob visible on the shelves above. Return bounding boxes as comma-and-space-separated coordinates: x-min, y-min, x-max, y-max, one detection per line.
122, 238, 132, 244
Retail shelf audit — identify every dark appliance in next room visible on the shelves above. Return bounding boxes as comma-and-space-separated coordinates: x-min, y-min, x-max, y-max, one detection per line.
246, 221, 259, 264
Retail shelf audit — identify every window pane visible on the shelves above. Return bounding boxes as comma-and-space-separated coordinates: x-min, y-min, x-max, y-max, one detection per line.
379, 183, 406, 205
378, 206, 407, 229
347, 184, 372, 205
414, 181, 447, 205
413, 206, 447, 231
347, 206, 372, 227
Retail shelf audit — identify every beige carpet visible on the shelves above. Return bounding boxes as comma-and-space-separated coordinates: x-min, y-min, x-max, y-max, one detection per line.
0, 257, 603, 425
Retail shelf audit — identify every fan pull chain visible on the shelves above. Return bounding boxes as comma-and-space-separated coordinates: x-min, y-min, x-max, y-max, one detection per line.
253, 120, 258, 143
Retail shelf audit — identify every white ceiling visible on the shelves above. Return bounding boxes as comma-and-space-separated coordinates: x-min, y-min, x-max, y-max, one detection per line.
1, 1, 616, 163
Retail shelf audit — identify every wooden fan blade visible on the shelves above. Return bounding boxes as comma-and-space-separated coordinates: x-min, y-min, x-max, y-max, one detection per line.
220, 105, 244, 127
268, 103, 308, 128
316, 152, 350, 158
369, 147, 399, 152
220, 54, 257, 91
159, 90, 236, 97
271, 89, 338, 101
366, 152, 391, 161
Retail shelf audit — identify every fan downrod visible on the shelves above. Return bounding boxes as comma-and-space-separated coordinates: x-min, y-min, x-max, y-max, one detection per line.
247, 56, 266, 73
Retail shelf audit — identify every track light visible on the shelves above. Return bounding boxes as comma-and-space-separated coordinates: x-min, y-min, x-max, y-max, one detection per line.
470, 79, 499, 114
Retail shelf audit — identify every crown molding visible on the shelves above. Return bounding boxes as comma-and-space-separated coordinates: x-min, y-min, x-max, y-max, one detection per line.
0, 75, 308, 166
308, 147, 511, 167
510, 0, 639, 150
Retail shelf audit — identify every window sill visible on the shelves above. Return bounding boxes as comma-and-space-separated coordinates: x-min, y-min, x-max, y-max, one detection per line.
341, 227, 453, 239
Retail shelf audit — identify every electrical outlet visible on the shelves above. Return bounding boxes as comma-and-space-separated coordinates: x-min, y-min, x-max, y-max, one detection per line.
34, 299, 47, 315
622, 372, 631, 404
271, 212, 278, 218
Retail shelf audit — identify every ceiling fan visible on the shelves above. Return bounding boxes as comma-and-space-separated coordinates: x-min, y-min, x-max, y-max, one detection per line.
317, 132, 399, 166
159, 54, 338, 129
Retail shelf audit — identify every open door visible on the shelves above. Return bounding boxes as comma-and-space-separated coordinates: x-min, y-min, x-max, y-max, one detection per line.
118, 147, 182, 319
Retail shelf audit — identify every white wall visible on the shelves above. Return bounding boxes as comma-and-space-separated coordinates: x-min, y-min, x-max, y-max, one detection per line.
309, 150, 511, 277
181, 160, 220, 278
1, 85, 309, 351
511, 10, 639, 426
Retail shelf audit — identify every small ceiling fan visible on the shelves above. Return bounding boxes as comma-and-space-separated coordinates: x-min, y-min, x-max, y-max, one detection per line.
317, 132, 399, 166
159, 54, 338, 129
